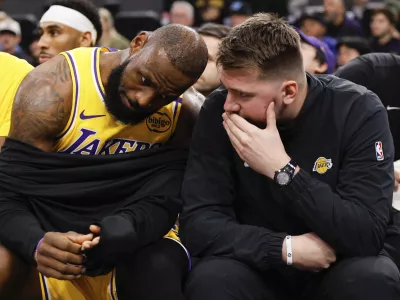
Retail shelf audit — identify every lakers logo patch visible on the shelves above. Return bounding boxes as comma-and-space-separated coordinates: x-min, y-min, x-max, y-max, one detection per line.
313, 157, 333, 174
146, 112, 172, 133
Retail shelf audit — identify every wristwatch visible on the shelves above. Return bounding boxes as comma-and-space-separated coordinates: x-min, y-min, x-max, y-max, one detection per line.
274, 159, 297, 186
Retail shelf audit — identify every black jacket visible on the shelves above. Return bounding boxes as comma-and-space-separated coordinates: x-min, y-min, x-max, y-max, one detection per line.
0, 139, 187, 269
180, 74, 394, 273
335, 53, 400, 160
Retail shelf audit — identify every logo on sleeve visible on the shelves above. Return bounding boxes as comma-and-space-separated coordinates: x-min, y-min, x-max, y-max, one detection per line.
375, 141, 384, 161
313, 157, 333, 174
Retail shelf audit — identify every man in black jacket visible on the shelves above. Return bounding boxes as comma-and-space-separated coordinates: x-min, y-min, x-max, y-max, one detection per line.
180, 13, 400, 300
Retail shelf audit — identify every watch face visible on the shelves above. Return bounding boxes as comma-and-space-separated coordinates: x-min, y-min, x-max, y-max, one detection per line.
276, 172, 290, 186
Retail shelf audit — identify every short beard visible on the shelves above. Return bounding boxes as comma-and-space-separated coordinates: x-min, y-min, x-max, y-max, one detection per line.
104, 60, 155, 125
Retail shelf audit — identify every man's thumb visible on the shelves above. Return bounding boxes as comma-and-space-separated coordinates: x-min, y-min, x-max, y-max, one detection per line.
67, 232, 94, 244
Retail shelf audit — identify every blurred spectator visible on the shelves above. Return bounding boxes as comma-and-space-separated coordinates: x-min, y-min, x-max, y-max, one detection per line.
298, 29, 336, 74
297, 13, 337, 55
324, 0, 363, 37
0, 18, 32, 63
37, 0, 102, 64
29, 28, 41, 66
370, 8, 400, 54
0, 11, 7, 22
226, 1, 252, 27
351, 0, 374, 36
194, 23, 231, 96
98, 7, 130, 50
195, 0, 225, 25
352, 0, 368, 20
170, 1, 195, 26
337, 36, 371, 66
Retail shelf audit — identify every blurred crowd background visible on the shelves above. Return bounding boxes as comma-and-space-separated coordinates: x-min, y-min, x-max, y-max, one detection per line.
0, 0, 399, 73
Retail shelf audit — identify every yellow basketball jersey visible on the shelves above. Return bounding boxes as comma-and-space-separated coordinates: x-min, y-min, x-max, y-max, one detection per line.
55, 47, 182, 154
0, 53, 33, 136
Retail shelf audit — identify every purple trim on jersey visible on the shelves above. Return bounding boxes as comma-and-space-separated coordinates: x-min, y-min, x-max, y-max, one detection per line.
106, 47, 119, 53
173, 97, 182, 121
93, 48, 105, 99
57, 51, 79, 140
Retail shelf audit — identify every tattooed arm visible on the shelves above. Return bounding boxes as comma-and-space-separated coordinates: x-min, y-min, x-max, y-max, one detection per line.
9, 55, 73, 152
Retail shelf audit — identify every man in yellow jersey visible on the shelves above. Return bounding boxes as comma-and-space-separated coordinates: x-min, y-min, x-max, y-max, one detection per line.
0, 0, 101, 149
0, 52, 33, 148
38, 0, 102, 64
0, 24, 207, 300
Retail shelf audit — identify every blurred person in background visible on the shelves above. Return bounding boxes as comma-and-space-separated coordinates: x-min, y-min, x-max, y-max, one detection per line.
37, 0, 102, 64
29, 29, 41, 66
386, 0, 400, 34
324, 0, 363, 37
0, 18, 33, 63
370, 8, 400, 54
195, 23, 231, 97
337, 36, 371, 66
297, 12, 337, 55
298, 29, 336, 74
170, 1, 195, 27
351, 0, 376, 36
195, 0, 225, 25
226, 1, 252, 27
98, 7, 130, 50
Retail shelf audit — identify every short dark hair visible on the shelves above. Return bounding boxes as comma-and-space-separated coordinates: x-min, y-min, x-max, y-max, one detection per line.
197, 23, 231, 40
372, 8, 396, 25
337, 36, 371, 55
150, 24, 208, 80
217, 13, 302, 79
46, 0, 103, 43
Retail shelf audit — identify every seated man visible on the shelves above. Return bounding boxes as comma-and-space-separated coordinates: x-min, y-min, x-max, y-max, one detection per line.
0, 24, 207, 300
180, 13, 400, 300
0, 0, 102, 149
38, 0, 102, 64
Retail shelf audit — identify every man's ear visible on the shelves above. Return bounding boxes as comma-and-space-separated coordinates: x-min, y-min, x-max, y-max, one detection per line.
129, 31, 150, 55
315, 62, 328, 74
79, 31, 93, 47
282, 81, 298, 106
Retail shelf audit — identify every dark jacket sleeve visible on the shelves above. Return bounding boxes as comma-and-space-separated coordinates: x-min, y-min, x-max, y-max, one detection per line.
114, 166, 184, 249
180, 90, 286, 273
85, 152, 187, 276
282, 92, 394, 256
0, 191, 44, 264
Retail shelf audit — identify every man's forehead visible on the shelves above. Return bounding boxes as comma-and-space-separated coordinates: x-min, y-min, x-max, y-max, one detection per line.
40, 22, 71, 31
220, 68, 260, 82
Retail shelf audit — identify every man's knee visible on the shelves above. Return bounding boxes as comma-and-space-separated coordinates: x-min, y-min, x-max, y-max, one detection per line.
127, 239, 188, 275
0, 244, 38, 298
358, 256, 400, 289
0, 244, 15, 287
319, 256, 400, 299
185, 257, 269, 300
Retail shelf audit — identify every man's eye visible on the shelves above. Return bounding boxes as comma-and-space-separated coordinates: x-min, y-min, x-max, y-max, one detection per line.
141, 76, 152, 86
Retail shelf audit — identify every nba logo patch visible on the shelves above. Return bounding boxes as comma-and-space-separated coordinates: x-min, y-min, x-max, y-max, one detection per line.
375, 141, 384, 161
